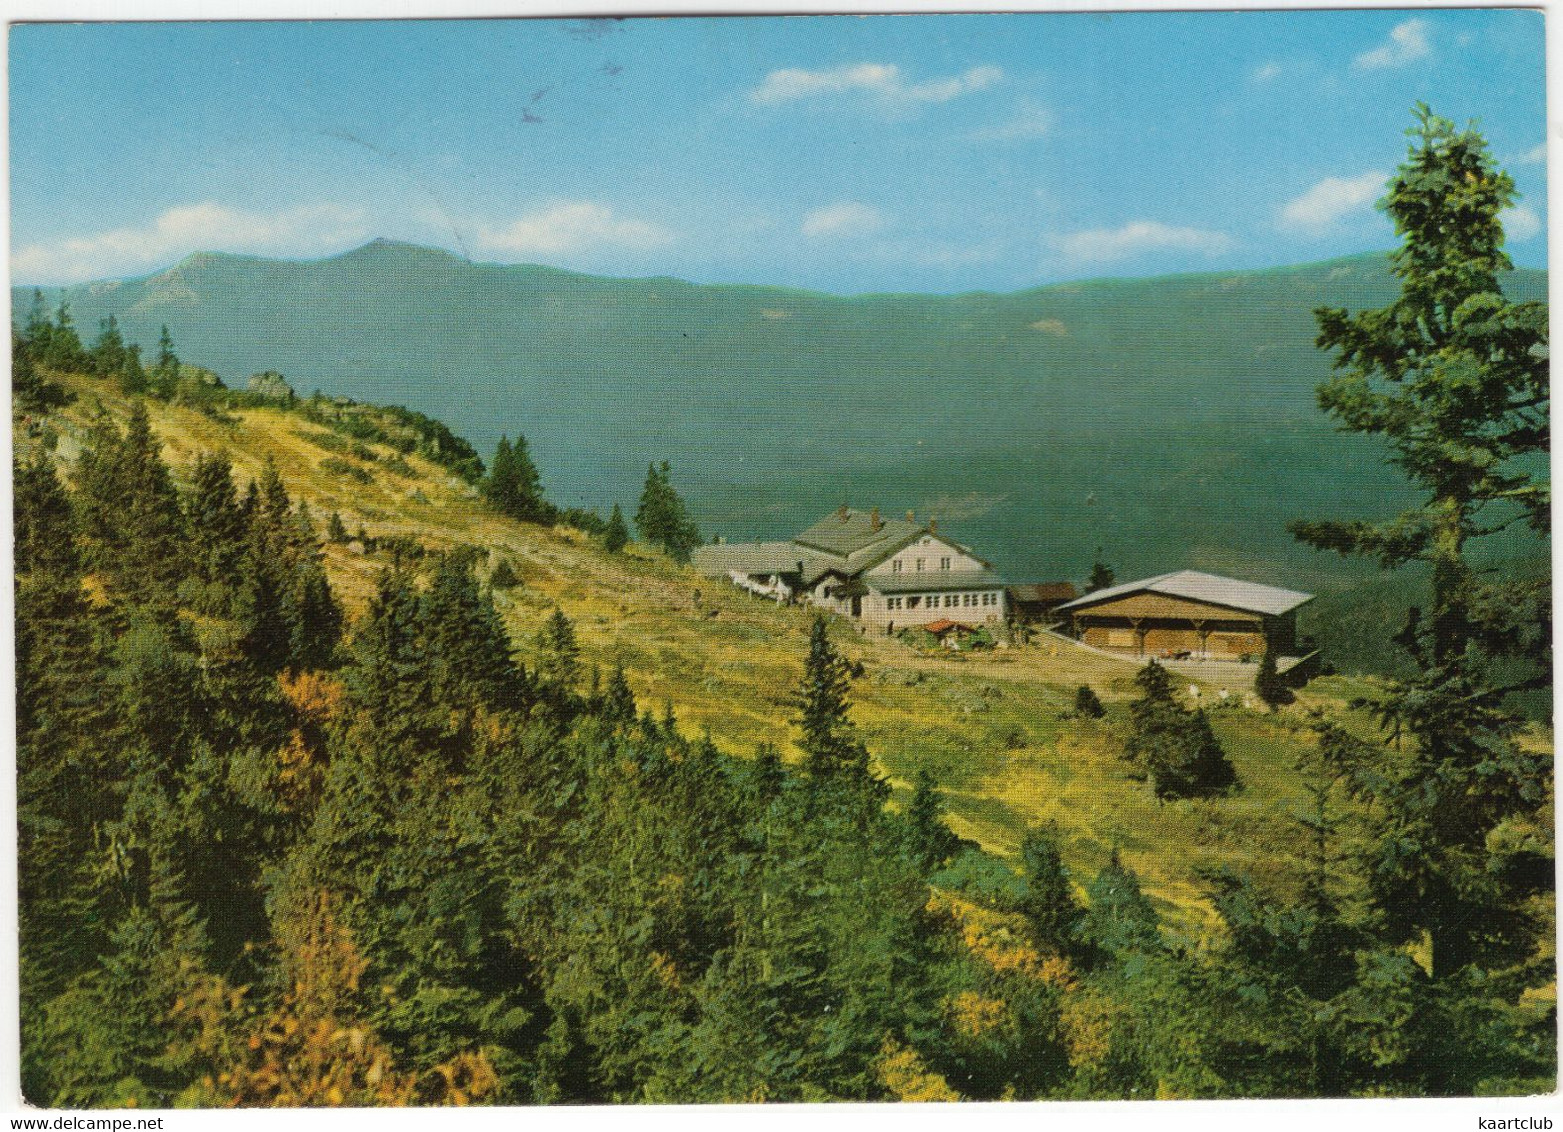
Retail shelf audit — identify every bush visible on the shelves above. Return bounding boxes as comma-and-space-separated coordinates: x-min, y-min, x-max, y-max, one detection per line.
320, 457, 372, 484
1073, 685, 1106, 719
489, 559, 520, 589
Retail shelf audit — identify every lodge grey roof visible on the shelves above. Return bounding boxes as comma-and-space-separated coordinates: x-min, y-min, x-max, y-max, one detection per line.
872, 568, 1007, 595
694, 507, 986, 587
793, 508, 925, 559
691, 541, 831, 582
1055, 570, 1313, 617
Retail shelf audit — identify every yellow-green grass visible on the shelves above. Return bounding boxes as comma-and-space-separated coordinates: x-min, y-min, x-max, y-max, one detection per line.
25, 371, 1552, 942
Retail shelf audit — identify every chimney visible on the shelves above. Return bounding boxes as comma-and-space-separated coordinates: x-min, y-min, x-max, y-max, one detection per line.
837, 503, 849, 522
870, 507, 882, 531
906, 509, 915, 523
930, 517, 938, 535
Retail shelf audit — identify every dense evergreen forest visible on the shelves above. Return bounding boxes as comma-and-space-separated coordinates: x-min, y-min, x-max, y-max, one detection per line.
13, 109, 1554, 1105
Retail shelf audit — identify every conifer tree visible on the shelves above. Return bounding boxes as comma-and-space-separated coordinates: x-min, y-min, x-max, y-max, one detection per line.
603, 502, 630, 553
326, 510, 349, 544
1083, 848, 1160, 957
74, 403, 187, 605
119, 344, 149, 396
483, 434, 554, 524
155, 325, 179, 387
1017, 824, 1084, 959
635, 461, 701, 564
535, 607, 582, 706
1073, 685, 1106, 719
22, 289, 53, 357
185, 451, 249, 589
1289, 107, 1550, 998
793, 617, 877, 792
88, 315, 128, 380
602, 663, 637, 726
902, 769, 960, 874
42, 297, 85, 371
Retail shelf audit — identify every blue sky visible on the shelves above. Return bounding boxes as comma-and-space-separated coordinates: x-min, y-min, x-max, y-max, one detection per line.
9, 10, 1548, 292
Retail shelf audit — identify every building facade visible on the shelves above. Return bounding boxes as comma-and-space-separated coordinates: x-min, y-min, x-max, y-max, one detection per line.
693, 506, 1006, 631
1055, 570, 1311, 662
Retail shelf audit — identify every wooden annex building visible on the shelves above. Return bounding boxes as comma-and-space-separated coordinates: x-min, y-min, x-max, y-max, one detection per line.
1055, 570, 1312, 662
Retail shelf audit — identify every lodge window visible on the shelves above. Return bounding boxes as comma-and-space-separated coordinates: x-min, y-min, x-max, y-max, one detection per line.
887, 597, 902, 610
906, 596, 920, 608
892, 560, 903, 573
945, 595, 956, 608
940, 557, 951, 570
915, 559, 925, 572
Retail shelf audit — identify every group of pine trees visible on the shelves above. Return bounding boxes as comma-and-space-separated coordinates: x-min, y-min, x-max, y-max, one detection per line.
479, 436, 691, 563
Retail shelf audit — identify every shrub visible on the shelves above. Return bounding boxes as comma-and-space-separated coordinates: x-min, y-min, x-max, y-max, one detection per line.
320, 457, 372, 484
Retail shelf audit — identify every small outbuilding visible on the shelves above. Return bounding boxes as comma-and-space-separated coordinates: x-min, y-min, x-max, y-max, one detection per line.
1007, 582, 1079, 624
1055, 570, 1312, 662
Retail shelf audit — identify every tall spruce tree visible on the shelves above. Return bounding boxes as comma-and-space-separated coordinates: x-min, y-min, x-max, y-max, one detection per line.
1288, 107, 1550, 995
483, 434, 553, 524
635, 461, 701, 564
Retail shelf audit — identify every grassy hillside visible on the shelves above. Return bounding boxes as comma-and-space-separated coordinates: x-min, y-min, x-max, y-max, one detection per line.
17, 243, 1548, 677
31, 366, 1543, 945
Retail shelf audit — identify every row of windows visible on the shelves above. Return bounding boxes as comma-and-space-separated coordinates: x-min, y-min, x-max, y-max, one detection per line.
885, 592, 1001, 611
889, 556, 954, 573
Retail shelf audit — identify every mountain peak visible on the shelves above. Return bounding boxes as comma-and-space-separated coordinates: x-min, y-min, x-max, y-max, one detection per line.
331, 238, 468, 266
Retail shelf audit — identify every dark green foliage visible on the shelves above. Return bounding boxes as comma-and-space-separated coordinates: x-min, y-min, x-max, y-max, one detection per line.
1086, 559, 1115, 593
1016, 824, 1085, 959
603, 502, 630, 553
793, 616, 875, 791
326, 510, 349, 543
1280, 108, 1554, 1095
88, 315, 128, 380
1073, 684, 1106, 719
489, 556, 520, 589
38, 297, 86, 372
1082, 849, 1160, 958
901, 769, 960, 874
1254, 651, 1289, 711
1124, 662, 1237, 799
74, 402, 188, 605
635, 461, 701, 564
534, 607, 581, 711
320, 456, 371, 484
12, 326, 71, 413
154, 325, 179, 389
483, 434, 556, 525
183, 451, 248, 595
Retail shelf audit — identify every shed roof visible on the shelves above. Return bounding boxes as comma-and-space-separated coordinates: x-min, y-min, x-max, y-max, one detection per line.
923, 619, 976, 635
1055, 570, 1313, 617
1009, 582, 1079, 604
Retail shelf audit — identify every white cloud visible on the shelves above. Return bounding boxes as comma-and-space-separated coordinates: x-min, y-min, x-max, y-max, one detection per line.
1279, 171, 1388, 232
1251, 61, 1284, 83
752, 62, 1002, 107
968, 102, 1054, 143
801, 201, 886, 239
1354, 19, 1432, 70
1502, 204, 1543, 242
12, 201, 369, 284
1053, 220, 1234, 264
473, 201, 674, 258
1517, 143, 1547, 166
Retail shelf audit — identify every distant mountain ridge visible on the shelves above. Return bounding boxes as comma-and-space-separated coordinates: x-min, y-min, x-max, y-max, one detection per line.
14, 241, 1548, 675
